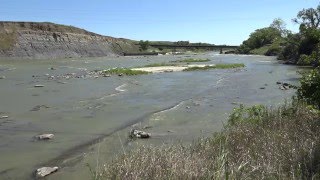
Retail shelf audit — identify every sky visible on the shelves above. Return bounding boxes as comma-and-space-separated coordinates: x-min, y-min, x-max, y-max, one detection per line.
0, 0, 319, 45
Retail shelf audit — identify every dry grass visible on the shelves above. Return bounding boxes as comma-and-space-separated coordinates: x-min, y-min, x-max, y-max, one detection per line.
96, 101, 320, 179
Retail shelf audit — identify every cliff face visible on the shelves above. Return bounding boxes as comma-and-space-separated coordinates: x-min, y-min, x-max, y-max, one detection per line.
0, 22, 139, 59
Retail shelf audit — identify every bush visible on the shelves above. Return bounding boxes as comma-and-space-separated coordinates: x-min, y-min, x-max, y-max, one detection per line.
298, 68, 320, 108
297, 54, 313, 65
265, 45, 282, 56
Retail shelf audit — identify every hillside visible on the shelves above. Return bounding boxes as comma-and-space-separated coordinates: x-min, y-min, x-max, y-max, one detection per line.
0, 21, 139, 59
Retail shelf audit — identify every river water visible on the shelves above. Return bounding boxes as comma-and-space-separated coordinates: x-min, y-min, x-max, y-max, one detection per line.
0, 53, 300, 179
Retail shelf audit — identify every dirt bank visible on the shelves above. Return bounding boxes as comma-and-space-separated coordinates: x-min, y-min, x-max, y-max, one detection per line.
0, 21, 139, 59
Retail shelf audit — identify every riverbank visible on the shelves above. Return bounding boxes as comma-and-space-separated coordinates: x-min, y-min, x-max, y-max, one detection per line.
101, 101, 320, 179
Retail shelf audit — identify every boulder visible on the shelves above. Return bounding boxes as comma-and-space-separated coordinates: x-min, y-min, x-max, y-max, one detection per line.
0, 115, 9, 119
34, 84, 44, 88
36, 134, 54, 140
36, 167, 58, 178
0, 76, 5, 79
130, 129, 150, 139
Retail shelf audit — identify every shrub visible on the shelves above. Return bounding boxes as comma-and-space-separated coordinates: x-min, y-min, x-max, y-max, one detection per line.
298, 68, 320, 108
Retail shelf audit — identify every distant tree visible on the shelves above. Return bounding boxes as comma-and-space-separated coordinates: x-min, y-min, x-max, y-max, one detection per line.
242, 27, 281, 49
139, 40, 149, 51
175, 41, 190, 46
270, 18, 290, 37
293, 5, 320, 29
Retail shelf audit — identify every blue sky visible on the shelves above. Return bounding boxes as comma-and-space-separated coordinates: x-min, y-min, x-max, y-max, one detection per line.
1, 0, 319, 45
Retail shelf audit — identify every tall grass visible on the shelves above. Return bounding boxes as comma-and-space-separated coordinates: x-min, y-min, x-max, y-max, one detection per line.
98, 101, 320, 179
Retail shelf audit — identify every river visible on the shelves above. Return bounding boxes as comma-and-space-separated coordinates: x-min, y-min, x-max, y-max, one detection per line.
0, 53, 300, 179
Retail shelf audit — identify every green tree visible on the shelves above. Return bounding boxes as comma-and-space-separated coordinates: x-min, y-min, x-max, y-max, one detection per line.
270, 18, 290, 37
293, 5, 320, 29
139, 40, 149, 51
237, 26, 281, 54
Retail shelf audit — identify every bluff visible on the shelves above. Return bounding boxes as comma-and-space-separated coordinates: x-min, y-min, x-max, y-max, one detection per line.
0, 22, 139, 59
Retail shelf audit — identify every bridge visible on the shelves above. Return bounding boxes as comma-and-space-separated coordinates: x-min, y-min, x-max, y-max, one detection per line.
148, 44, 239, 54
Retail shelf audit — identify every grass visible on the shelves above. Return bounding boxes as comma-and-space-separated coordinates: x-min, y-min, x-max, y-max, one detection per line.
96, 100, 320, 179
100, 68, 149, 76
142, 63, 176, 67
173, 58, 210, 63
183, 63, 245, 71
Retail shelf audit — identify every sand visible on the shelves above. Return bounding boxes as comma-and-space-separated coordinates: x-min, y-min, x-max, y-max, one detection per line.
131, 64, 215, 73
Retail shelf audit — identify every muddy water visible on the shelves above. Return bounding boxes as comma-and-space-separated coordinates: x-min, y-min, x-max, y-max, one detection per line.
0, 53, 300, 179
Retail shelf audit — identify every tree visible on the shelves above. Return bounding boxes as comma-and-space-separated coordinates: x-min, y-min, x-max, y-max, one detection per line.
139, 40, 149, 51
270, 18, 290, 37
243, 27, 281, 49
293, 5, 320, 29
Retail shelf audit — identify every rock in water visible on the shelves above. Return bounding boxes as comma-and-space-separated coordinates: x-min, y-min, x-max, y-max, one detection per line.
0, 76, 5, 79
34, 84, 44, 88
36, 167, 58, 178
36, 134, 54, 140
130, 129, 151, 139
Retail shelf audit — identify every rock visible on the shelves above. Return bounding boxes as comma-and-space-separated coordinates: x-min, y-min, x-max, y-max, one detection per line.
143, 125, 153, 129
130, 129, 150, 139
34, 84, 44, 88
260, 87, 266, 90
283, 82, 289, 86
0, 115, 9, 119
276, 82, 282, 85
279, 85, 288, 90
36, 167, 58, 178
36, 134, 54, 140
164, 70, 173, 72
50, 67, 56, 70
0, 76, 5, 79
118, 73, 123, 77
31, 105, 50, 111
103, 74, 111, 77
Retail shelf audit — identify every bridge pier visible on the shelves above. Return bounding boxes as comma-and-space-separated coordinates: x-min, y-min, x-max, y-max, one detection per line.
220, 48, 223, 54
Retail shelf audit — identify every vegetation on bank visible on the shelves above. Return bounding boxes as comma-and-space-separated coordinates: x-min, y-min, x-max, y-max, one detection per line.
100, 68, 149, 76
172, 58, 210, 63
237, 18, 286, 56
142, 62, 176, 67
183, 63, 245, 71
97, 100, 320, 179
237, 4, 320, 67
